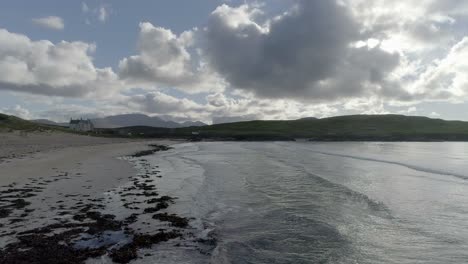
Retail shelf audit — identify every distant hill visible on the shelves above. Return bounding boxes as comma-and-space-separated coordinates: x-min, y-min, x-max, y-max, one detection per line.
91, 114, 206, 128
174, 114, 468, 141
31, 119, 68, 127
155, 114, 468, 141
30, 114, 207, 129
181, 121, 207, 127
297, 117, 318, 121
90, 114, 176, 128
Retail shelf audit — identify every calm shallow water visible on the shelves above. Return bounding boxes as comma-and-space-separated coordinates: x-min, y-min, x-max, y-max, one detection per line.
141, 142, 468, 263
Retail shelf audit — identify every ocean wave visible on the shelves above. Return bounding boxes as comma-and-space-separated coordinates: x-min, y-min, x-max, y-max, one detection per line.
312, 151, 468, 180
302, 170, 394, 219
254, 149, 395, 218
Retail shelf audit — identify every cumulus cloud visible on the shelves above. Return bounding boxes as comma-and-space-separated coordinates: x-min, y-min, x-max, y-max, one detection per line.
118, 22, 226, 93
113, 89, 342, 124
126, 91, 204, 114
205, 92, 340, 122
38, 102, 128, 121
195, 0, 468, 107
408, 37, 468, 101
338, 0, 468, 107
81, 2, 111, 24
346, 0, 462, 54
1, 105, 32, 119
122, 91, 217, 122
32, 16, 64, 30
427, 0, 468, 15
4, 0, 468, 122
200, 1, 403, 102
0, 29, 122, 98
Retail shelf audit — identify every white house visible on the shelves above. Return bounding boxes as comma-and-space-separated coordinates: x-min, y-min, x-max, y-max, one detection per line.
69, 119, 94, 132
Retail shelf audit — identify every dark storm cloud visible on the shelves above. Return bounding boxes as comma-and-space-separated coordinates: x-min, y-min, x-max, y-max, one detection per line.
0, 82, 91, 97
201, 0, 403, 101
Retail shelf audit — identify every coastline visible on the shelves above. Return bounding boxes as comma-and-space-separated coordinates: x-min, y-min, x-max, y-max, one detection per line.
0, 132, 189, 263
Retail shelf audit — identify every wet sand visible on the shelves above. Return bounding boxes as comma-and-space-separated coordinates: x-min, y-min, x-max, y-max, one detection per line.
0, 132, 190, 263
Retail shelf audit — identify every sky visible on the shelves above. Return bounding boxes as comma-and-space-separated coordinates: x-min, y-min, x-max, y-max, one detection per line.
1, 0, 468, 123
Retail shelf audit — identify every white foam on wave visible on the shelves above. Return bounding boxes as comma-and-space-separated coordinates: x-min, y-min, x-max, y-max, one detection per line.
146, 144, 205, 218
137, 143, 218, 263
307, 150, 468, 181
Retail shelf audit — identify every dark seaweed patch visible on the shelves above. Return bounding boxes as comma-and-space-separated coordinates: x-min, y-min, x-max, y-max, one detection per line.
152, 213, 189, 228
130, 144, 172, 158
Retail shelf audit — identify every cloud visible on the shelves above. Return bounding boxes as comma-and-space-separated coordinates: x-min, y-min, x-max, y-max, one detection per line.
0, 28, 121, 98
4, 1, 468, 123
204, 92, 340, 122
346, 0, 461, 53
38, 102, 127, 121
336, 0, 468, 106
32, 16, 64, 30
124, 91, 207, 118
408, 37, 468, 101
427, 0, 468, 15
118, 22, 226, 93
118, 90, 341, 124
1, 105, 32, 119
98, 6, 109, 22
201, 1, 402, 101
82, 2, 89, 13
81, 2, 111, 24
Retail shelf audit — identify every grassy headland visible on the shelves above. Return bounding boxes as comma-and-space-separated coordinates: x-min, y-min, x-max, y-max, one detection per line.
109, 115, 468, 141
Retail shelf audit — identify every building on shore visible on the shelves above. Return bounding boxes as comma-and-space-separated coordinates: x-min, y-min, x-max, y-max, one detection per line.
69, 118, 94, 132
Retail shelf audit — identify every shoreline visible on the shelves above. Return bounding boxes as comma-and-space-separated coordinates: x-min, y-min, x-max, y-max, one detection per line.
0, 133, 191, 263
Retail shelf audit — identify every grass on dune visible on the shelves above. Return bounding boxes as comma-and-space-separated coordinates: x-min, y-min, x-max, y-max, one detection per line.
0, 113, 68, 132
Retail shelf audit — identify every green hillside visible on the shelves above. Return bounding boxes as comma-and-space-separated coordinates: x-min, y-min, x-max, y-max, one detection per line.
3, 113, 468, 141
173, 115, 468, 141
0, 113, 67, 132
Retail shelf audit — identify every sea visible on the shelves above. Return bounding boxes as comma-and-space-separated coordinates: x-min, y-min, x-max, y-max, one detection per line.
134, 141, 468, 264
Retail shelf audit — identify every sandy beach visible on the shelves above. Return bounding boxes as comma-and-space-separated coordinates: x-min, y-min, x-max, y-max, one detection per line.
0, 132, 185, 263
0, 132, 157, 188
0, 131, 141, 162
